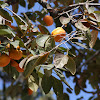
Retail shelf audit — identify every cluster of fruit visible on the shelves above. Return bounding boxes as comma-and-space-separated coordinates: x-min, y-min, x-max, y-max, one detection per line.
0, 48, 23, 72
43, 15, 66, 42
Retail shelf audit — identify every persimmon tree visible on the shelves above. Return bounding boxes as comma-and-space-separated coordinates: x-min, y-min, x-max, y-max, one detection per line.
0, 0, 100, 99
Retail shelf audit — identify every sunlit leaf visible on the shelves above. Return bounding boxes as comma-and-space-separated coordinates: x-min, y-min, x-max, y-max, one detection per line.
0, 25, 15, 37
10, 40, 19, 48
28, 75, 39, 92
54, 53, 69, 68
89, 30, 98, 48
73, 36, 87, 40
88, 7, 95, 14
36, 34, 50, 47
19, 57, 28, 69
19, 25, 27, 30
75, 21, 89, 31
94, 13, 100, 22
40, 64, 54, 70
45, 36, 55, 51
59, 16, 70, 25
24, 52, 49, 78
73, 42, 88, 49
0, 3, 9, 8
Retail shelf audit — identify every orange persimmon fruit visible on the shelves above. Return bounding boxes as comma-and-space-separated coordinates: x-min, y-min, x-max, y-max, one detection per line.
43, 15, 53, 26
16, 65, 24, 72
10, 59, 19, 67
9, 49, 23, 60
51, 27, 66, 42
28, 88, 33, 95
0, 53, 10, 67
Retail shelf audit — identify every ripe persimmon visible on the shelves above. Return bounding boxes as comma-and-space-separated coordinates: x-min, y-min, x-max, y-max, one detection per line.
0, 53, 10, 67
43, 15, 53, 26
16, 65, 24, 72
9, 49, 23, 60
51, 27, 66, 42
28, 88, 33, 95
10, 59, 19, 67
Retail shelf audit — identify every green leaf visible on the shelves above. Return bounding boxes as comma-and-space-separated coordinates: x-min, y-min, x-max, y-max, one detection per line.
41, 74, 53, 94
86, 29, 91, 41
15, 36, 25, 47
5, 83, 22, 98
12, 3, 18, 13
19, 25, 27, 31
31, 39, 36, 49
54, 68, 72, 90
19, 0, 26, 7
53, 77, 63, 95
44, 69, 52, 77
0, 3, 9, 8
40, 64, 54, 70
89, 30, 98, 48
38, 25, 50, 34
13, 15, 25, 25
75, 21, 89, 31
0, 9, 13, 22
24, 52, 49, 78
88, 7, 95, 14
59, 16, 71, 25
0, 25, 15, 37
75, 85, 80, 95
45, 36, 55, 51
36, 35, 50, 47
65, 56, 76, 75
10, 40, 19, 48
66, 88, 72, 93
28, 0, 35, 9
28, 74, 39, 92
63, 93, 69, 100
54, 53, 69, 68
3, 65, 19, 79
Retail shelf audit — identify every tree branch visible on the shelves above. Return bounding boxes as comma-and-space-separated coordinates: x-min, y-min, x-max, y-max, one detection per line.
77, 50, 100, 71
36, 0, 100, 18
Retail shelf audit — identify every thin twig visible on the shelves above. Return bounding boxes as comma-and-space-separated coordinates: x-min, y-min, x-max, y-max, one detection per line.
49, 31, 77, 53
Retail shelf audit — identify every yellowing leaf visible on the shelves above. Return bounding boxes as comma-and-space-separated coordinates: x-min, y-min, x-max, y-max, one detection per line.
89, 30, 98, 48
